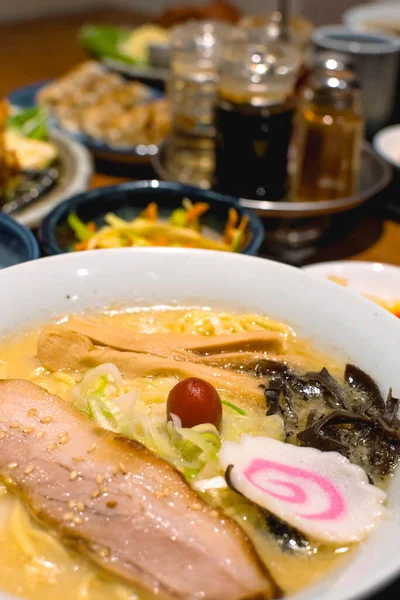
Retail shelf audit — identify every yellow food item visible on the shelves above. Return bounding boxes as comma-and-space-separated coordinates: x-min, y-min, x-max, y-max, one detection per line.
5, 131, 57, 170
0, 100, 19, 192
121, 25, 169, 63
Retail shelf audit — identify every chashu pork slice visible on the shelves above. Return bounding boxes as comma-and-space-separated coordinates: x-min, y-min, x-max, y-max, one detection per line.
0, 379, 277, 600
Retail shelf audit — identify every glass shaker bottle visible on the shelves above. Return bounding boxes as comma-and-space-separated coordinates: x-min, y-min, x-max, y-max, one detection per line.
214, 29, 301, 200
293, 58, 364, 202
166, 21, 232, 187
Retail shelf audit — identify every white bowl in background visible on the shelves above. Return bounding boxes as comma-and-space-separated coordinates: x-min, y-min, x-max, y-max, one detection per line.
343, 2, 400, 34
302, 260, 400, 303
1, 248, 400, 600
373, 124, 400, 170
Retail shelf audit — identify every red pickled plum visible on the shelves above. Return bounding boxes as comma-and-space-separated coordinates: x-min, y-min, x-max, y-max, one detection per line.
167, 377, 222, 429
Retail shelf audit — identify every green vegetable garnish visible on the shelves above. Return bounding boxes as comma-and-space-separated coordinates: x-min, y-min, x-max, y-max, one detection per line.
169, 208, 188, 227
183, 467, 201, 481
67, 212, 95, 242
230, 230, 244, 253
79, 25, 135, 64
7, 106, 49, 141
221, 400, 247, 415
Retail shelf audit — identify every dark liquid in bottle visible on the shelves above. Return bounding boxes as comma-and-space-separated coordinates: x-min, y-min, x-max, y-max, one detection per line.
214, 97, 295, 200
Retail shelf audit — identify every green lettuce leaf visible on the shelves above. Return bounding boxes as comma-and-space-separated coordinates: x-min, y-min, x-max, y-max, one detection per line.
79, 25, 135, 64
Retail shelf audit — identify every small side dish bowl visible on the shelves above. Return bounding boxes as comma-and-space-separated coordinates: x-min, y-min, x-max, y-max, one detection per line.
302, 260, 400, 315
373, 124, 400, 170
343, 2, 400, 35
0, 212, 39, 269
39, 181, 264, 256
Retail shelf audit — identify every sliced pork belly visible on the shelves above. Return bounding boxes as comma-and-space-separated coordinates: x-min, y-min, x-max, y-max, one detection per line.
0, 379, 277, 600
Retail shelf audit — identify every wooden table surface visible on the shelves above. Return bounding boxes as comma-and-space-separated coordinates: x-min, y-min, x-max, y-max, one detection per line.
1, 8, 400, 266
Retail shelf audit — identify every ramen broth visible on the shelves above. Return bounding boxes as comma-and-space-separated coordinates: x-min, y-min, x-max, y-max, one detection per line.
0, 307, 377, 599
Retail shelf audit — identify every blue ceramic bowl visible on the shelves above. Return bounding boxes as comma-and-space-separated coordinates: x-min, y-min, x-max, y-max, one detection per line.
0, 213, 39, 269
39, 181, 264, 256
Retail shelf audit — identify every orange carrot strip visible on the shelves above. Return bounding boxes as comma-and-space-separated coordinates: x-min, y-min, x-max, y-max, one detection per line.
140, 202, 158, 221
238, 215, 249, 233
74, 241, 89, 251
223, 208, 238, 243
186, 202, 210, 223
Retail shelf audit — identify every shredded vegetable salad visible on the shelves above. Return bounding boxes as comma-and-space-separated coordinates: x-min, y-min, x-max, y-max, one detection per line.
67, 199, 249, 252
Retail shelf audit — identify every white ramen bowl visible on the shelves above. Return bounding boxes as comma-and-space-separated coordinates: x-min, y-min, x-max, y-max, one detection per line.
0, 248, 400, 600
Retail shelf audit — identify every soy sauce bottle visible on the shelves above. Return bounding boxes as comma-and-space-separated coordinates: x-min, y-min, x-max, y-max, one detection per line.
214, 29, 301, 200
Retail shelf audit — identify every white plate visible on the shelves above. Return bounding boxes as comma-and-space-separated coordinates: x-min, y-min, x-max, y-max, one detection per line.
1, 249, 400, 600
302, 260, 400, 302
12, 130, 93, 229
373, 124, 400, 170
343, 2, 400, 33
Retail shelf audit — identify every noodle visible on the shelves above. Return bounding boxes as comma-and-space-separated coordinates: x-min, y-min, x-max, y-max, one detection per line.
170, 310, 292, 337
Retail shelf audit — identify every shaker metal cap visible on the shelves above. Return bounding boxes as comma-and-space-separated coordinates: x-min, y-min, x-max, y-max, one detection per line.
302, 53, 361, 108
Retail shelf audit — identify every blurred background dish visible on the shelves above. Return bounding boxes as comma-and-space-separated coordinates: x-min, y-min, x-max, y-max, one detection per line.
373, 124, 400, 170
302, 260, 400, 316
0, 211, 39, 268
11, 129, 93, 229
80, 23, 169, 66
1, 97, 92, 228
39, 180, 264, 256
0, 98, 60, 215
80, 23, 171, 81
8, 64, 170, 165
343, 2, 400, 36
80, 1, 242, 82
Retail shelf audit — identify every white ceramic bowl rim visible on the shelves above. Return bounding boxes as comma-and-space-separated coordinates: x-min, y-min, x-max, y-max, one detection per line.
1, 248, 400, 600
344, 2, 400, 30
373, 124, 400, 170
312, 25, 400, 54
302, 260, 400, 301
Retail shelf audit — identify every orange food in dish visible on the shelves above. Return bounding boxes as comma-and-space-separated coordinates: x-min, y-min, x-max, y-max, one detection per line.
328, 276, 400, 317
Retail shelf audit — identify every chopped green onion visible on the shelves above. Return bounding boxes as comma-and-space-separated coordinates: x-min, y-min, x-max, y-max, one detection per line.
67, 212, 95, 242
221, 400, 247, 415
183, 467, 201, 481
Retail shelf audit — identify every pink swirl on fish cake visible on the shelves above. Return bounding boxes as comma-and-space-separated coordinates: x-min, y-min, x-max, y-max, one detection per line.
243, 458, 346, 520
